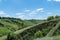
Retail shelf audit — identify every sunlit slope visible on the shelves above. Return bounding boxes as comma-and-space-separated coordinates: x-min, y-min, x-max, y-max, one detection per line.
35, 35, 60, 40
0, 16, 60, 40
0, 18, 60, 40
0, 17, 34, 37
35, 21, 60, 40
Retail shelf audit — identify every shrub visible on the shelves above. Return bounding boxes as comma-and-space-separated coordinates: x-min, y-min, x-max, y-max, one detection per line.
47, 16, 54, 21
42, 28, 50, 36
0, 27, 12, 37
55, 15, 60, 19
34, 30, 42, 38
7, 33, 18, 40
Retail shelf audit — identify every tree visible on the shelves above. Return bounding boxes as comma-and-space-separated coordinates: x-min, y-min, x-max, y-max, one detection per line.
55, 15, 60, 19
47, 16, 54, 21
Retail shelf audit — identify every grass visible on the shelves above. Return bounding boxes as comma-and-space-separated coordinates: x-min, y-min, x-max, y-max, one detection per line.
0, 24, 41, 40
0, 19, 58, 40
0, 17, 60, 40
46, 22, 60, 37
35, 21, 60, 40
35, 35, 60, 40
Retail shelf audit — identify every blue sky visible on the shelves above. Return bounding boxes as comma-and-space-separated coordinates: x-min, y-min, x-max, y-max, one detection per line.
0, 0, 60, 20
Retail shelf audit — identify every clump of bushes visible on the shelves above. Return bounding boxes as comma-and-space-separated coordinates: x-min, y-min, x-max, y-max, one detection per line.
47, 16, 54, 21
0, 27, 12, 37
7, 33, 23, 40
7, 33, 18, 40
47, 16, 60, 21
34, 30, 42, 38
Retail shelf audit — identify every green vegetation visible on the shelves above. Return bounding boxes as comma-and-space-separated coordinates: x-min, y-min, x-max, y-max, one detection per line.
0, 16, 60, 40
47, 16, 54, 21
34, 30, 42, 38
46, 22, 60, 37
0, 17, 35, 37
47, 16, 60, 21
27, 19, 45, 24
35, 35, 60, 40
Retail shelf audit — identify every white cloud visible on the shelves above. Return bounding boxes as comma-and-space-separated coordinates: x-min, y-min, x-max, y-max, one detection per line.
16, 8, 44, 17
16, 15, 25, 18
29, 8, 44, 15
0, 11, 6, 15
4, 15, 11, 17
15, 8, 44, 20
36, 8, 44, 12
29, 11, 37, 15
48, 0, 52, 1
24, 10, 30, 12
54, 0, 60, 2
16, 13, 23, 15
47, 0, 60, 2
47, 12, 52, 14
0, 11, 11, 17
15, 13, 26, 19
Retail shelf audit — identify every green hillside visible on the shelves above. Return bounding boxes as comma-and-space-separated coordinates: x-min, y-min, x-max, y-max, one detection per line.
0, 16, 60, 40
0, 17, 35, 37
35, 35, 60, 40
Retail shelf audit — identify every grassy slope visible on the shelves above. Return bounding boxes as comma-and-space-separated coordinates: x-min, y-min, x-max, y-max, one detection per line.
0, 17, 35, 37
0, 17, 45, 37
46, 22, 60, 37
35, 19, 60, 40
27, 20, 45, 24
0, 17, 60, 40
35, 35, 60, 40
0, 19, 59, 40
0, 21, 45, 40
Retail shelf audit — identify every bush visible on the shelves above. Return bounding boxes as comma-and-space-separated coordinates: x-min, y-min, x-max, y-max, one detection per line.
55, 15, 60, 19
0, 27, 12, 37
34, 30, 42, 38
7, 33, 23, 40
7, 33, 18, 40
47, 16, 54, 21
42, 28, 50, 36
